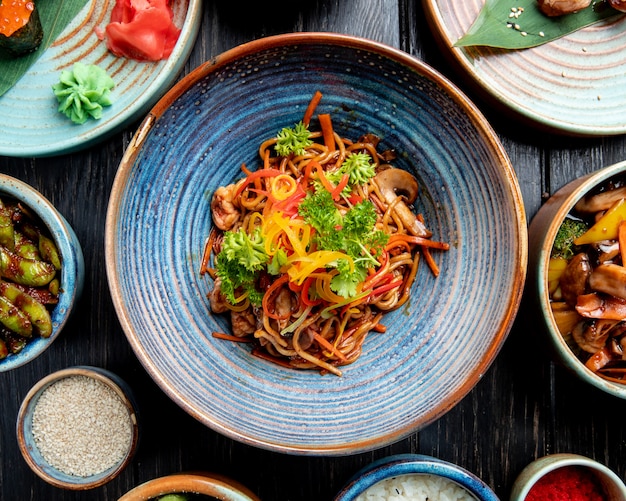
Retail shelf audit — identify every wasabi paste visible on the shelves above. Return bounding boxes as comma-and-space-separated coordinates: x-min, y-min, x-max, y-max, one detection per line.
52, 62, 115, 124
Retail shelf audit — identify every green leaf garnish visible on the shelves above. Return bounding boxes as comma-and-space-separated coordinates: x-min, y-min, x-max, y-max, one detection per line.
298, 190, 388, 298
455, 0, 622, 49
275, 121, 313, 156
0, 0, 91, 97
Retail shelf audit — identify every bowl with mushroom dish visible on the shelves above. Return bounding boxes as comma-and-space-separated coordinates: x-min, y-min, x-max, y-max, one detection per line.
529, 160, 626, 398
105, 32, 527, 454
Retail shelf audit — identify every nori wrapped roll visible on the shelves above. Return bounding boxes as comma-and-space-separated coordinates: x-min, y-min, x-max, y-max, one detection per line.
0, 1, 43, 57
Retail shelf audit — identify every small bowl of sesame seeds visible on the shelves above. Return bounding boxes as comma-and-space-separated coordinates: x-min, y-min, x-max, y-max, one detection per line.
16, 365, 140, 490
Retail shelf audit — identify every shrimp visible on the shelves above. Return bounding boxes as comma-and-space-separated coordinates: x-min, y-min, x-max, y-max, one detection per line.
231, 309, 256, 337
208, 278, 229, 314
211, 184, 241, 231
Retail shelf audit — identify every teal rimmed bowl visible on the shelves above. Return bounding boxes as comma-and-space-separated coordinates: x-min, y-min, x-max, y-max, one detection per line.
105, 32, 527, 455
0, 175, 84, 371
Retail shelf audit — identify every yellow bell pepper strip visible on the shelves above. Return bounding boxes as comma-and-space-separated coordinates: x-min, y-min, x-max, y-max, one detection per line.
574, 198, 626, 245
270, 174, 298, 201
287, 250, 354, 285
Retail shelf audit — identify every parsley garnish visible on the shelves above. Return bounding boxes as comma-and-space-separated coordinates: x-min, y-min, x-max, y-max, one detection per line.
298, 189, 389, 297
274, 121, 313, 157
215, 227, 268, 306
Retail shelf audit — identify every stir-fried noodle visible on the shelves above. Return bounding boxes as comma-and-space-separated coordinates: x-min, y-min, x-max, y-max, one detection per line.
200, 92, 449, 376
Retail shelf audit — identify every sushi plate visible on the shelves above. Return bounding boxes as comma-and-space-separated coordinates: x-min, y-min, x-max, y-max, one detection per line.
0, 0, 203, 158
423, 0, 626, 136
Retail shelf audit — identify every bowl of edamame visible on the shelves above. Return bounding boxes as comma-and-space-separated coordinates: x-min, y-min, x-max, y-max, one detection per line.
0, 174, 84, 371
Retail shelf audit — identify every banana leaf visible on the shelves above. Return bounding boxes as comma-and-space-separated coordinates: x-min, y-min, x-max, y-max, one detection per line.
0, 0, 90, 96
455, 0, 622, 49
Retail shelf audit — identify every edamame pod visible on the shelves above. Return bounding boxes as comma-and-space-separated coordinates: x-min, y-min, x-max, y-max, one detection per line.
38, 234, 61, 270
0, 246, 56, 287
0, 295, 32, 338
0, 281, 52, 338
13, 231, 40, 260
0, 208, 14, 251
0, 337, 7, 359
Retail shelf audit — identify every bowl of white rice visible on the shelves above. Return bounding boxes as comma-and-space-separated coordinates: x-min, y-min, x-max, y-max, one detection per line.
334, 454, 499, 501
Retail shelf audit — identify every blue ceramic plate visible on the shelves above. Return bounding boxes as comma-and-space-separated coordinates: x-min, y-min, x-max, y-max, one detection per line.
424, 0, 626, 136
0, 0, 203, 158
105, 33, 527, 455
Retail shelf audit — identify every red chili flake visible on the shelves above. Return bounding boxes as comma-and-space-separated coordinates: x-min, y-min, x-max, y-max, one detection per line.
525, 466, 608, 501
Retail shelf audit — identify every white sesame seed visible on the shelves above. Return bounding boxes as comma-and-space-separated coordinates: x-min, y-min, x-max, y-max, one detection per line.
514, 24, 521, 30
521, 31, 528, 36
539, 31, 545, 37
31, 375, 133, 477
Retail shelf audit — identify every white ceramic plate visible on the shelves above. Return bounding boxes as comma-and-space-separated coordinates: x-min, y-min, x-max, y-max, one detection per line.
423, 0, 626, 136
0, 0, 202, 157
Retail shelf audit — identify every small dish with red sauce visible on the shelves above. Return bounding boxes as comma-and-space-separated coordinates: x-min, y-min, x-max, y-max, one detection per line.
510, 453, 626, 501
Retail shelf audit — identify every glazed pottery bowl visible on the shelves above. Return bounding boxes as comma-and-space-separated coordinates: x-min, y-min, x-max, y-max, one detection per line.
16, 366, 140, 490
510, 453, 626, 501
119, 472, 260, 501
0, 174, 84, 372
528, 160, 626, 398
334, 454, 498, 500
105, 32, 527, 455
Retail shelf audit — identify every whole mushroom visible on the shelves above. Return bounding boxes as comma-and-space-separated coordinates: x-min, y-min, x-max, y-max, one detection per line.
373, 168, 431, 238
537, 0, 592, 16
609, 0, 626, 12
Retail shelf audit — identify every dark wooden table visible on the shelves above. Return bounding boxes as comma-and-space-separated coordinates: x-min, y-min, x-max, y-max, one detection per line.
2, 1, 626, 500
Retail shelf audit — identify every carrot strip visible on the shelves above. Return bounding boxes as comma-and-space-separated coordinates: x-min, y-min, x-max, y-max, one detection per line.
303, 160, 335, 194
372, 323, 387, 333
318, 113, 336, 152
234, 168, 283, 198
212, 332, 253, 343
386, 234, 450, 250
303, 90, 323, 126
262, 274, 291, 320
200, 234, 214, 275
370, 279, 403, 297
619, 220, 626, 266
251, 347, 295, 368
313, 333, 348, 362
422, 247, 440, 277
330, 173, 349, 201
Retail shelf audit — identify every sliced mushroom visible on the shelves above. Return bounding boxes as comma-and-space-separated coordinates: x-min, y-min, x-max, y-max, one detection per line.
537, 0, 592, 16
374, 168, 431, 238
572, 319, 613, 354
576, 292, 626, 321
558, 252, 591, 307
574, 186, 626, 214
589, 263, 626, 300
608, 0, 626, 12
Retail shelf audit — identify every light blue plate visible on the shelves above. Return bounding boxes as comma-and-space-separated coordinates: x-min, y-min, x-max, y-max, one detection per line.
0, 0, 203, 158
105, 33, 527, 455
424, 0, 626, 136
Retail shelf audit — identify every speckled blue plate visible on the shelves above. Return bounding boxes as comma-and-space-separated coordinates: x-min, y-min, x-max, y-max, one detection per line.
105, 33, 527, 455
424, 0, 626, 136
0, 0, 202, 158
